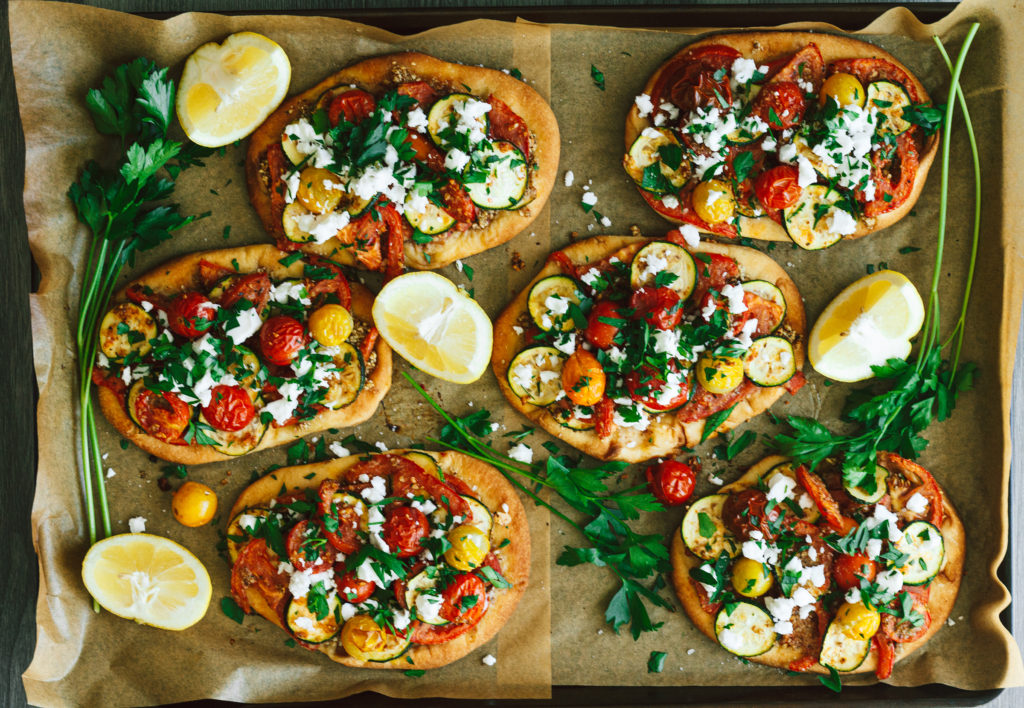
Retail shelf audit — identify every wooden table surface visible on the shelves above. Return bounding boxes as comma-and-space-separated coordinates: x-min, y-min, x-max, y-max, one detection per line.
3, 1, 1020, 706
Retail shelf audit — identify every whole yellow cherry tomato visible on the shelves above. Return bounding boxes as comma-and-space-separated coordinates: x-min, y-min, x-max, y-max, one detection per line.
822, 72, 866, 109
309, 304, 354, 346
297, 166, 344, 214
692, 179, 735, 225
171, 481, 218, 528
730, 557, 773, 598
835, 601, 881, 640
696, 354, 745, 395
561, 349, 606, 406
444, 524, 490, 571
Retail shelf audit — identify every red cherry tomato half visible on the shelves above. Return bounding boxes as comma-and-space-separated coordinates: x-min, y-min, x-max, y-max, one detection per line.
832, 553, 878, 591
645, 460, 697, 506
754, 165, 802, 210
381, 505, 429, 558
200, 384, 255, 432
316, 480, 362, 555
752, 81, 806, 129
438, 573, 489, 625
285, 520, 334, 572
168, 292, 216, 339
131, 386, 191, 443
626, 365, 691, 412
629, 287, 683, 331
584, 300, 624, 349
337, 570, 375, 604
259, 315, 305, 366
327, 89, 376, 126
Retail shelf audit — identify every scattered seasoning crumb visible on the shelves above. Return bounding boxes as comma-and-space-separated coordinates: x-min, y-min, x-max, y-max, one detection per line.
128, 516, 146, 533
510, 251, 525, 271
947, 618, 955, 626
597, 629, 603, 635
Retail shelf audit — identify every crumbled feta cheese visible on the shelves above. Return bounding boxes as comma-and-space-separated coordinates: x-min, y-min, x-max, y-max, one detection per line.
553, 332, 577, 356
329, 442, 351, 458
445, 148, 471, 172
876, 568, 904, 595
720, 283, 748, 315
416, 592, 444, 623
261, 381, 303, 425
564, 170, 575, 187
905, 492, 929, 515
797, 155, 817, 188
128, 516, 146, 533
600, 216, 611, 228
827, 207, 858, 236
508, 443, 533, 464
866, 538, 883, 560
406, 107, 428, 133
678, 224, 701, 249
238, 514, 259, 532
106, 468, 116, 479
778, 142, 798, 164
482, 654, 497, 666
661, 194, 679, 209
731, 57, 768, 84
581, 191, 598, 207
360, 475, 388, 504
374, 441, 389, 452
292, 615, 314, 631
766, 472, 797, 502
634, 93, 654, 117
225, 307, 264, 345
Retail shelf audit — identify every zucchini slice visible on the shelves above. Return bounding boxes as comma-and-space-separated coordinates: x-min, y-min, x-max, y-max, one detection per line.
624, 127, 689, 194
783, 184, 845, 251
404, 451, 443, 478
727, 115, 767, 146
844, 463, 889, 504
403, 569, 449, 626
681, 494, 740, 561
199, 399, 270, 456
819, 617, 871, 672
282, 201, 318, 244
743, 336, 796, 387
206, 273, 240, 301
404, 190, 455, 235
99, 303, 157, 361
550, 404, 596, 431
506, 346, 566, 406
463, 140, 528, 210
741, 280, 787, 332
287, 594, 341, 644
462, 495, 494, 536
527, 275, 582, 332
792, 135, 835, 181
714, 602, 776, 657
866, 80, 912, 136
321, 342, 365, 410
894, 521, 945, 585
226, 508, 272, 562
226, 345, 265, 399
281, 132, 305, 166
629, 241, 697, 301
427, 93, 489, 149
764, 462, 820, 523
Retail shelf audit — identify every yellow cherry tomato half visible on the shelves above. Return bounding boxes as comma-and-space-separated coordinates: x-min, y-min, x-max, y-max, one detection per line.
340, 614, 391, 661
308, 304, 354, 347
296, 166, 344, 215
692, 179, 735, 225
822, 72, 866, 109
171, 481, 218, 528
444, 524, 490, 571
730, 557, 773, 598
561, 349, 606, 406
835, 601, 881, 640
696, 354, 745, 395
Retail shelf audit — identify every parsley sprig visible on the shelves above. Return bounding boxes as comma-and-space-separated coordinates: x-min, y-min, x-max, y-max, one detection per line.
70, 58, 205, 552
774, 27, 981, 481
404, 373, 673, 638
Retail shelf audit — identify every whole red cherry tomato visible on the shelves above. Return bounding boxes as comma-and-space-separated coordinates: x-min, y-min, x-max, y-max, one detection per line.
168, 292, 216, 339
646, 460, 697, 506
754, 165, 802, 210
438, 573, 489, 625
381, 505, 429, 558
336, 569, 375, 604
200, 384, 255, 432
629, 287, 683, 331
259, 315, 305, 366
584, 300, 624, 349
833, 553, 879, 591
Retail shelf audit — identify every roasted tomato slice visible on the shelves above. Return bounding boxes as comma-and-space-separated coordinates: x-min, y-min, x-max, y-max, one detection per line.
864, 132, 919, 217
767, 44, 825, 89
594, 397, 616, 439
220, 272, 272, 313
754, 165, 801, 210
645, 460, 696, 506
231, 538, 289, 615
832, 553, 878, 591
652, 45, 741, 114
828, 57, 923, 103
796, 465, 857, 534
317, 479, 364, 554
285, 519, 335, 572
626, 364, 691, 411
131, 386, 191, 443
752, 81, 806, 129
438, 573, 489, 625
201, 384, 256, 432
328, 89, 376, 125
881, 595, 932, 643
487, 95, 531, 160
873, 634, 896, 680
346, 455, 471, 519
584, 300, 624, 349
168, 292, 217, 339
693, 252, 740, 303
381, 505, 429, 558
337, 569, 375, 604
630, 286, 683, 330
396, 81, 438, 109
677, 379, 756, 424
439, 178, 477, 225
722, 489, 782, 541
259, 315, 306, 366
303, 256, 352, 309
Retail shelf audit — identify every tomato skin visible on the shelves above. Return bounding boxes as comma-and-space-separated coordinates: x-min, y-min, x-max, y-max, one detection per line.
693, 253, 740, 303
584, 300, 623, 349
200, 384, 255, 432
645, 460, 696, 506
168, 292, 217, 339
317, 479, 363, 554
752, 81, 806, 129
653, 45, 741, 114
630, 287, 683, 330
438, 573, 489, 625
788, 655, 818, 673
337, 570, 375, 604
833, 553, 878, 591
880, 596, 931, 643
439, 178, 477, 224
594, 397, 616, 439
133, 387, 191, 443
754, 165, 802, 210
328, 89, 376, 125
285, 519, 334, 572
259, 315, 306, 366
864, 132, 919, 217
381, 505, 429, 558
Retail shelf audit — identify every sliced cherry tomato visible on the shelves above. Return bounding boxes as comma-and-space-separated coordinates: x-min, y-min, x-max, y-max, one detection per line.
652, 45, 740, 114
303, 256, 352, 309
752, 81, 806, 129
259, 315, 305, 366
767, 44, 825, 89
880, 600, 931, 644
486, 95, 531, 160
594, 397, 616, 440
405, 131, 446, 172
741, 291, 785, 336
381, 505, 429, 558
231, 538, 289, 616
220, 272, 272, 313
879, 452, 943, 527
201, 384, 256, 432
328, 89, 376, 126
677, 378, 756, 424
626, 364, 691, 412
131, 386, 191, 443
359, 327, 380, 364
784, 370, 807, 394
722, 489, 782, 540
864, 132, 919, 217
198, 259, 234, 288
317, 479, 363, 554
337, 570, 375, 604
584, 300, 624, 349
342, 211, 384, 271
411, 619, 472, 645
379, 203, 410, 282
873, 634, 896, 680
285, 519, 334, 572
833, 553, 879, 591
645, 460, 696, 506
439, 178, 477, 224
754, 165, 802, 210
546, 250, 580, 279
438, 573, 489, 625
167, 292, 216, 339
630, 286, 683, 330
693, 252, 740, 303
396, 81, 438, 109
691, 578, 722, 615
796, 465, 857, 534
346, 455, 470, 519
265, 143, 290, 245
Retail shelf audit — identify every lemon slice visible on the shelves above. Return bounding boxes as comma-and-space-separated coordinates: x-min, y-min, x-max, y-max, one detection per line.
372, 272, 493, 384
81, 533, 212, 630
809, 269, 925, 382
176, 32, 291, 147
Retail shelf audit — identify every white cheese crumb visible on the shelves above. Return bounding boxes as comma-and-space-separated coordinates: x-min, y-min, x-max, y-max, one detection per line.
564, 170, 575, 187
634, 93, 654, 117
106, 468, 116, 479
128, 516, 146, 533
508, 443, 533, 464
481, 654, 497, 666
329, 442, 351, 458
581, 191, 598, 207
905, 492, 929, 515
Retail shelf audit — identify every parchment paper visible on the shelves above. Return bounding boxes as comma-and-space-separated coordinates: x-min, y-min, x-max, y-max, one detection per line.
12, 0, 1024, 704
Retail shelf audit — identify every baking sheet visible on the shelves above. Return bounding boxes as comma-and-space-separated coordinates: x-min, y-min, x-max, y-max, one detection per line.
11, 0, 1024, 703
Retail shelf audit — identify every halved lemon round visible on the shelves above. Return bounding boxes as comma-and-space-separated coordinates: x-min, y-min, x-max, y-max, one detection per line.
808, 269, 925, 382
372, 272, 493, 384
82, 533, 212, 630
176, 31, 291, 148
